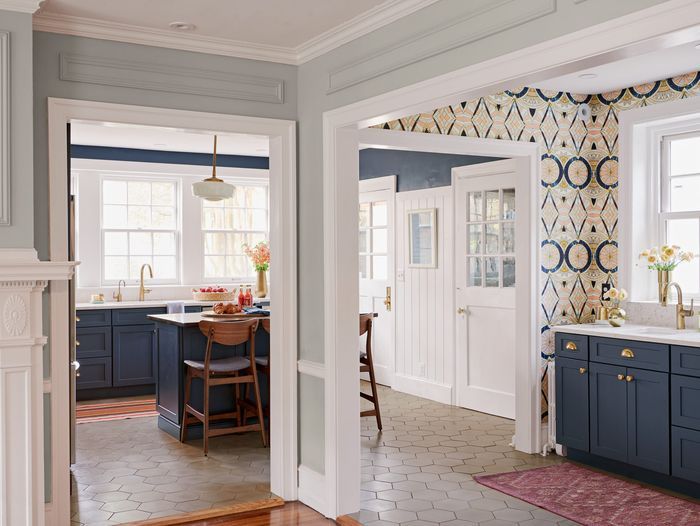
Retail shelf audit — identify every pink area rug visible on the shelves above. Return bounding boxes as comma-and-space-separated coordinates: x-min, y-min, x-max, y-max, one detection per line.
475, 463, 700, 526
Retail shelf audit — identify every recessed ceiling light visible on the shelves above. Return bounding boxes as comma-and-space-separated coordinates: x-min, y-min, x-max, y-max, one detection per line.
169, 21, 195, 31
578, 73, 597, 79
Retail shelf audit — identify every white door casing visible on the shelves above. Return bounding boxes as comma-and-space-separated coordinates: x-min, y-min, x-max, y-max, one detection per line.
359, 176, 395, 387
454, 159, 526, 419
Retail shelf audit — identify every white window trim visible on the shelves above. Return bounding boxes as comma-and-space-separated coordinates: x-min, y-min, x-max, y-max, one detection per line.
72, 158, 269, 300
619, 96, 700, 302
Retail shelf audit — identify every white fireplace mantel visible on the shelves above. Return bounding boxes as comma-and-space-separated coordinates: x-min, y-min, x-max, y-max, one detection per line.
0, 248, 76, 526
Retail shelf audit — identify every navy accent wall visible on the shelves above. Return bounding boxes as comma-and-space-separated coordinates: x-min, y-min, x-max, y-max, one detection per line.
71, 145, 270, 170
359, 148, 501, 192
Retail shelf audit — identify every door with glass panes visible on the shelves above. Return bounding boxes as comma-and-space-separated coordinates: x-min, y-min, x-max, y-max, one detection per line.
359, 178, 395, 387
454, 159, 518, 419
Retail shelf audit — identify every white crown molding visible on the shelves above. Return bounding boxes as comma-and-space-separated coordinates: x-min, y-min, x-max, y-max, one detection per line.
32, 0, 439, 65
0, 0, 41, 13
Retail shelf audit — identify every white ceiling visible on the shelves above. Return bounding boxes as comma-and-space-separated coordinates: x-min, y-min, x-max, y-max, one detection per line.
534, 42, 700, 94
71, 121, 269, 157
33, 0, 438, 64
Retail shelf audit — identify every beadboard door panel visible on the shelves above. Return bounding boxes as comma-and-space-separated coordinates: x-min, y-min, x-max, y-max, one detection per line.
394, 186, 454, 402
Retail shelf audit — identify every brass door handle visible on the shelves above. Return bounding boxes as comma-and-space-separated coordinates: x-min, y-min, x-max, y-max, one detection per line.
579, 367, 587, 374
621, 348, 634, 358
617, 374, 625, 381
565, 341, 577, 351
626, 375, 634, 382
383, 286, 392, 311
457, 307, 466, 315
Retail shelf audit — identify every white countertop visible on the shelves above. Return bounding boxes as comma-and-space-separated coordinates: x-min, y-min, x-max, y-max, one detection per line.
76, 299, 217, 310
551, 323, 700, 347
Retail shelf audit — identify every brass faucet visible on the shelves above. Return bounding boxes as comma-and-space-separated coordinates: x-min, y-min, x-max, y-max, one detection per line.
113, 279, 125, 302
661, 281, 695, 330
139, 264, 153, 301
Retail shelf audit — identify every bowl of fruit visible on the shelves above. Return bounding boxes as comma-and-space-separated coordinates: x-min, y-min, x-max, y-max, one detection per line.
192, 286, 235, 302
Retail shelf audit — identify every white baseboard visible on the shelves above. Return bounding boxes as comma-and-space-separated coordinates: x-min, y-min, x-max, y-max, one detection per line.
298, 464, 328, 517
360, 363, 393, 387
392, 373, 452, 404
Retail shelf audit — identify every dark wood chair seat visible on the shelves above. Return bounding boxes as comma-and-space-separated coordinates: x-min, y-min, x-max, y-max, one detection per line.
184, 356, 250, 373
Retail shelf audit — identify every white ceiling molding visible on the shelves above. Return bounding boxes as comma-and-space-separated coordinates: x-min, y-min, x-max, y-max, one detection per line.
0, 0, 41, 13
32, 0, 439, 66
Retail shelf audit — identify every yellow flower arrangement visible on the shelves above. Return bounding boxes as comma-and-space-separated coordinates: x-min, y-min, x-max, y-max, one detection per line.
639, 245, 693, 271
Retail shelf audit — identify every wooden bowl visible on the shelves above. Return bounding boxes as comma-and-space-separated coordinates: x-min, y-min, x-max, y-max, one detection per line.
192, 291, 235, 302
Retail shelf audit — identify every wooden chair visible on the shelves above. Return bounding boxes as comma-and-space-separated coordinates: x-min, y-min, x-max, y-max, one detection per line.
360, 313, 382, 430
241, 318, 270, 425
180, 319, 267, 455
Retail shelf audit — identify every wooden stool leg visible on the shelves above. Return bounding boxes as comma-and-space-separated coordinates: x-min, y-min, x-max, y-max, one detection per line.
368, 359, 382, 431
251, 368, 268, 447
180, 368, 192, 443
234, 374, 241, 426
203, 376, 210, 456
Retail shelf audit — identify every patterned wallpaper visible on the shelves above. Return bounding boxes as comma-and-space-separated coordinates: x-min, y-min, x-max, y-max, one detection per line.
374, 71, 700, 355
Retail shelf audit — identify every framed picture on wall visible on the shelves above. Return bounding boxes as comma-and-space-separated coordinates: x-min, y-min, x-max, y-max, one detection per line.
408, 208, 437, 268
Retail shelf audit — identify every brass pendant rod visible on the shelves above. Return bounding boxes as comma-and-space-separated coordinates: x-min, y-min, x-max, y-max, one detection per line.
204, 134, 223, 183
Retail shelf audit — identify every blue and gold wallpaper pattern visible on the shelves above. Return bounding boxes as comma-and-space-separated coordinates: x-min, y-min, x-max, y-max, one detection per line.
375, 71, 700, 355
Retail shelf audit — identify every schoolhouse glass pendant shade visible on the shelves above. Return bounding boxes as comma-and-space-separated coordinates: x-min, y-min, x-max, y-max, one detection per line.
192, 135, 234, 201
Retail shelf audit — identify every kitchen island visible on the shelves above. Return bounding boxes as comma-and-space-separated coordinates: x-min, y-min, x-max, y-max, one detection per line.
148, 312, 270, 439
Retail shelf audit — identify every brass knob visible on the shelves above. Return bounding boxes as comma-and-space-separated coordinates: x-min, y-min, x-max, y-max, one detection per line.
579, 367, 587, 374
565, 341, 577, 351
75, 341, 80, 347
457, 307, 466, 315
617, 374, 625, 381
626, 375, 634, 382
76, 316, 81, 322
621, 348, 634, 358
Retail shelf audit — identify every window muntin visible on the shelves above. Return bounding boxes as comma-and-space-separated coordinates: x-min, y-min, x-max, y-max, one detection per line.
661, 132, 700, 296
359, 201, 388, 279
101, 177, 179, 285
201, 185, 269, 280
465, 188, 516, 288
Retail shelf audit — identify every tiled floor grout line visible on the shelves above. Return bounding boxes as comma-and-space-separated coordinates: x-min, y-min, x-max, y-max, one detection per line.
359, 384, 578, 526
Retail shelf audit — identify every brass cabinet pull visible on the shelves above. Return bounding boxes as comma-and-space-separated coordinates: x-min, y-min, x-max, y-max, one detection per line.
76, 316, 81, 322
75, 341, 80, 347
579, 367, 587, 374
626, 375, 634, 382
621, 348, 634, 358
617, 374, 625, 381
565, 341, 577, 351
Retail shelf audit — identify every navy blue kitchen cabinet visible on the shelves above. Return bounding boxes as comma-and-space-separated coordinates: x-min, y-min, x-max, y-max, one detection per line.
77, 357, 112, 390
555, 356, 589, 451
76, 326, 112, 360
113, 324, 157, 387
589, 361, 628, 463
555, 331, 696, 494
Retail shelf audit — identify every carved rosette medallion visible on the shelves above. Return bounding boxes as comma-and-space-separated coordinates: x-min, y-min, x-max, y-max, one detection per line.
3, 294, 27, 337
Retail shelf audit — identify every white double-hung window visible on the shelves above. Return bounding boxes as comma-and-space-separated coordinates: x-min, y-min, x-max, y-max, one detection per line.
661, 132, 700, 295
101, 177, 179, 284
201, 184, 268, 281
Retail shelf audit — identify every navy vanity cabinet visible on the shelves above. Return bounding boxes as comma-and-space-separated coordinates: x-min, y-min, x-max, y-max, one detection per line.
589, 361, 628, 463
76, 358, 113, 390
555, 356, 589, 451
76, 318, 113, 390
113, 324, 157, 387
627, 367, 670, 474
672, 427, 700, 484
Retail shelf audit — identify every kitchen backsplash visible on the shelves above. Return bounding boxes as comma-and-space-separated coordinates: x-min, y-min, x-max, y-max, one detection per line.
375, 71, 700, 354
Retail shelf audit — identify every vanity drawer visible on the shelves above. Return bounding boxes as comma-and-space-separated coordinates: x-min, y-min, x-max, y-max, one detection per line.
112, 307, 166, 325
76, 309, 111, 328
672, 426, 700, 484
590, 337, 669, 372
555, 332, 588, 361
76, 327, 112, 359
672, 375, 700, 431
672, 346, 700, 378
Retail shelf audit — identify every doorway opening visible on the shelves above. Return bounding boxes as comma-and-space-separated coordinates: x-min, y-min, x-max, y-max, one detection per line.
46, 99, 297, 525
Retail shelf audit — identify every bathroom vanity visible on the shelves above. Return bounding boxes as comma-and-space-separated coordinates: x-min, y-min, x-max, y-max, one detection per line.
552, 324, 700, 497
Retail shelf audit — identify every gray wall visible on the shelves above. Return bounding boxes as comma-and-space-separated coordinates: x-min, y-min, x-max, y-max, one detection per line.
295, 0, 672, 472
0, 10, 34, 248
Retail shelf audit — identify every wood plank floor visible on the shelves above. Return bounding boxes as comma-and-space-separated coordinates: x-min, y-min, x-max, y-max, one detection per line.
174, 501, 341, 525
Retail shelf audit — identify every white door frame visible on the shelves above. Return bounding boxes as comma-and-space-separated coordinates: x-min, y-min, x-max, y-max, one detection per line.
322, 1, 700, 517
46, 98, 298, 525
453, 158, 531, 420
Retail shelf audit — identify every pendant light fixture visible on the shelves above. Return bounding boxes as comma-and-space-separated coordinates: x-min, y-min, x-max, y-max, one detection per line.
192, 135, 234, 201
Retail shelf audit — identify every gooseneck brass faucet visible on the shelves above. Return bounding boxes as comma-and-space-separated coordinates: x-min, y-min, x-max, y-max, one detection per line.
661, 281, 695, 330
139, 264, 153, 301
113, 279, 126, 302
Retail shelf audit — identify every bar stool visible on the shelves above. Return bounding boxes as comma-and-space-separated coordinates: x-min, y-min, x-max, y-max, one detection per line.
360, 313, 382, 430
180, 319, 267, 455
257, 319, 270, 418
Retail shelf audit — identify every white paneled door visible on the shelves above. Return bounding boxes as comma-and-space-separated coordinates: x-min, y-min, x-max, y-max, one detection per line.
359, 176, 395, 387
454, 159, 524, 419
